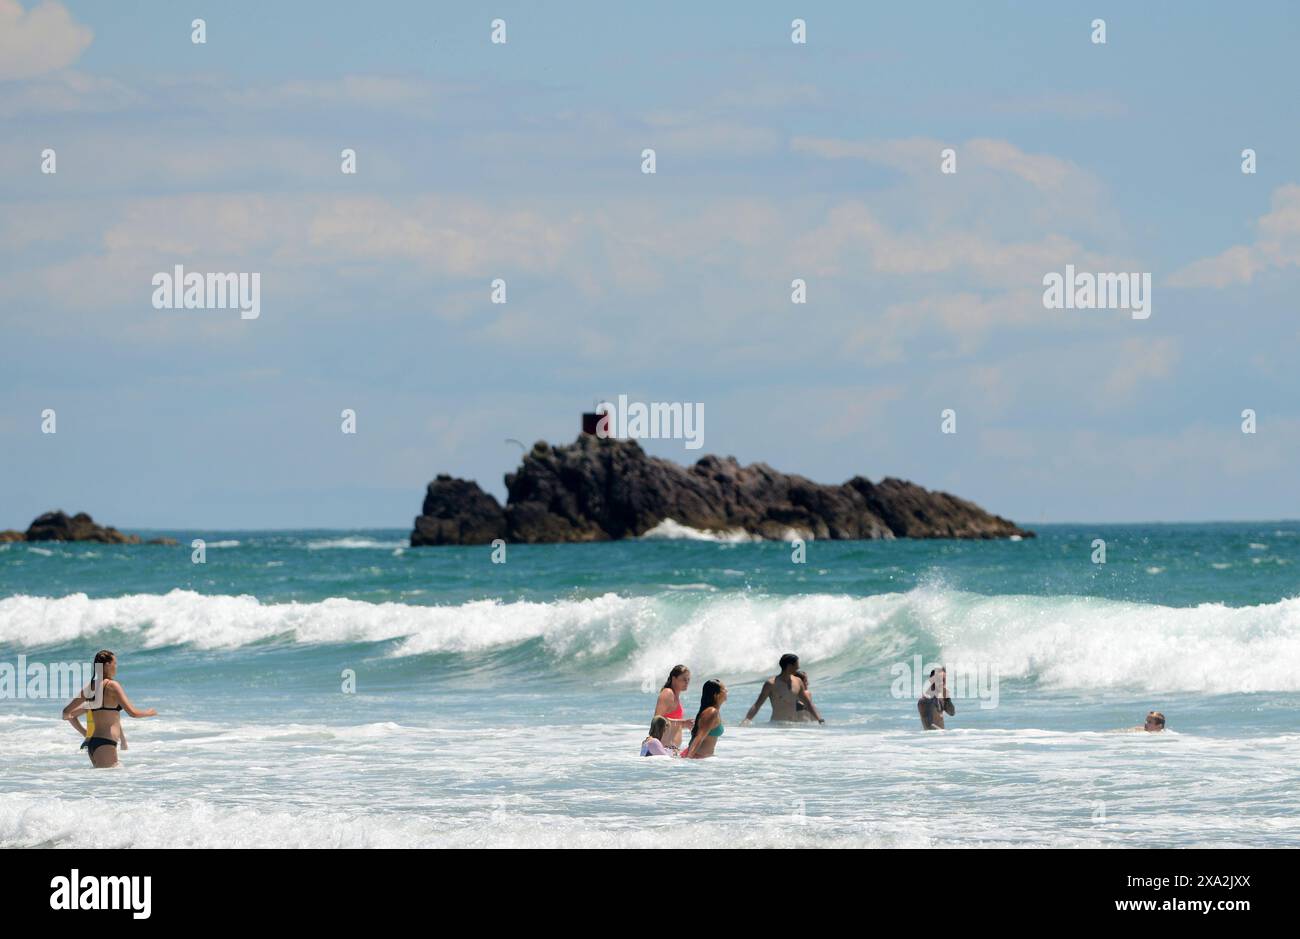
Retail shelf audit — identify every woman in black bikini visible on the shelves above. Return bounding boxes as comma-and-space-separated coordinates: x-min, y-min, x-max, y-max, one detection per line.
62, 650, 157, 768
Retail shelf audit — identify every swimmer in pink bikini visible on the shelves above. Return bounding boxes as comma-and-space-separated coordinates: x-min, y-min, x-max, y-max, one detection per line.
654, 664, 694, 754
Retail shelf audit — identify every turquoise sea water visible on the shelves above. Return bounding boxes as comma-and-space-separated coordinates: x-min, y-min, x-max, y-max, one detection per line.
1, 523, 1298, 847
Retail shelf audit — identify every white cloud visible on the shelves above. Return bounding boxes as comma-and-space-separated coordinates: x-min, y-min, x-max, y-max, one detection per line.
222, 75, 448, 115
0, 70, 136, 117
1099, 337, 1180, 404
790, 134, 1114, 239
788, 199, 1098, 286
791, 135, 1085, 193
1169, 184, 1300, 287
0, 0, 92, 80
842, 289, 1048, 364
643, 112, 781, 156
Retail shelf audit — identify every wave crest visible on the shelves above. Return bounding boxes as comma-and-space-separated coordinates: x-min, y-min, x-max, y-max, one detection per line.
2, 588, 1298, 693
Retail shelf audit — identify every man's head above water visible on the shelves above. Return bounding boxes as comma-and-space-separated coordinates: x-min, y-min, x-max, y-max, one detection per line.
778, 653, 800, 674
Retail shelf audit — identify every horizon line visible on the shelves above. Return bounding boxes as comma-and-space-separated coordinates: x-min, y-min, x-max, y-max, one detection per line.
8, 518, 1298, 534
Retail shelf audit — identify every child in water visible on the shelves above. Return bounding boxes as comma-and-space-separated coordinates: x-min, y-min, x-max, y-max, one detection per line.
640, 716, 672, 756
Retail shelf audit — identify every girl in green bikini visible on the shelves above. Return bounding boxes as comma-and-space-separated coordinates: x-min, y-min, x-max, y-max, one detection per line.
683, 679, 727, 759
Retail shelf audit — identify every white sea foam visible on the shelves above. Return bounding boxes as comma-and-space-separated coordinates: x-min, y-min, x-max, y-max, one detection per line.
3, 587, 1300, 693
639, 518, 761, 542
306, 537, 406, 550
0, 791, 955, 849
4, 723, 1296, 848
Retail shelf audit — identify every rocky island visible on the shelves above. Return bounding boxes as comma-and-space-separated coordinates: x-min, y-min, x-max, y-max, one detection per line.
2, 511, 177, 545
410, 434, 1032, 546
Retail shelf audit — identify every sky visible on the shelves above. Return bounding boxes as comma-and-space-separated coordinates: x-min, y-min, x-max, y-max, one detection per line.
1, 0, 1298, 529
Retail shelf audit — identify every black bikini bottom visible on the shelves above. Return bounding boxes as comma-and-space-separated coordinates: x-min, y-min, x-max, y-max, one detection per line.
81, 737, 117, 758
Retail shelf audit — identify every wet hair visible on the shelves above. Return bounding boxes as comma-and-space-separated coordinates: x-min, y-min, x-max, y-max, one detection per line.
88, 649, 115, 699
1147, 711, 1166, 727
693, 679, 724, 731
779, 653, 799, 671
662, 664, 690, 690
647, 716, 669, 741
927, 666, 946, 696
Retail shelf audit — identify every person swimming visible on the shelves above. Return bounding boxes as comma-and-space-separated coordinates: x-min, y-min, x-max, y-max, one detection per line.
917, 666, 955, 730
683, 679, 727, 759
740, 653, 823, 725
1127, 710, 1166, 732
641, 716, 672, 756
62, 650, 158, 768
1111, 710, 1168, 733
654, 664, 694, 752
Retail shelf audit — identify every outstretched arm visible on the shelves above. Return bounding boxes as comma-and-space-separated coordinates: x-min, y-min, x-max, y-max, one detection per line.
109, 681, 157, 719
741, 682, 771, 725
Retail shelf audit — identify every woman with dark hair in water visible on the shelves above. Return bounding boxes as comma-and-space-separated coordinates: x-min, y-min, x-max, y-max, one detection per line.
683, 679, 727, 759
794, 670, 818, 723
653, 664, 694, 753
62, 650, 158, 768
917, 667, 955, 730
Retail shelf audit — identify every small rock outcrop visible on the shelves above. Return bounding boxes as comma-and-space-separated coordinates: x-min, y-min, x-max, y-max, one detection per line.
411, 475, 507, 546
411, 435, 1031, 546
23, 511, 142, 544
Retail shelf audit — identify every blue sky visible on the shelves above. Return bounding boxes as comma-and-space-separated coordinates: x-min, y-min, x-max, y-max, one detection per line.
1, 0, 1298, 529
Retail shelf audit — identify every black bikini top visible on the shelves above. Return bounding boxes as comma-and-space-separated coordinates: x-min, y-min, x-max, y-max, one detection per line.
91, 704, 123, 712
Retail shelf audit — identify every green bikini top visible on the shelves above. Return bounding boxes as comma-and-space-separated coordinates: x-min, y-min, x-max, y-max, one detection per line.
708, 723, 724, 738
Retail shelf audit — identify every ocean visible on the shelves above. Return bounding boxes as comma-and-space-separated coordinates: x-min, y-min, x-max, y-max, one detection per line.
1, 522, 1297, 848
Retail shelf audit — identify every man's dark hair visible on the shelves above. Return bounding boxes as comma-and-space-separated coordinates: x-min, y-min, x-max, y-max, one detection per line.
779, 653, 799, 671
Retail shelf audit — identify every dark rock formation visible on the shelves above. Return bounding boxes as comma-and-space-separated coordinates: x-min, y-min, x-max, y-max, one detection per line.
411, 475, 507, 545
411, 435, 1031, 546
848, 477, 1029, 539
24, 511, 141, 544
0, 530, 24, 543
146, 537, 180, 546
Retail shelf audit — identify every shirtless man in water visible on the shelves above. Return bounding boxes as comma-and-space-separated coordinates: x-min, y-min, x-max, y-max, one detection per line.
740, 654, 824, 725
